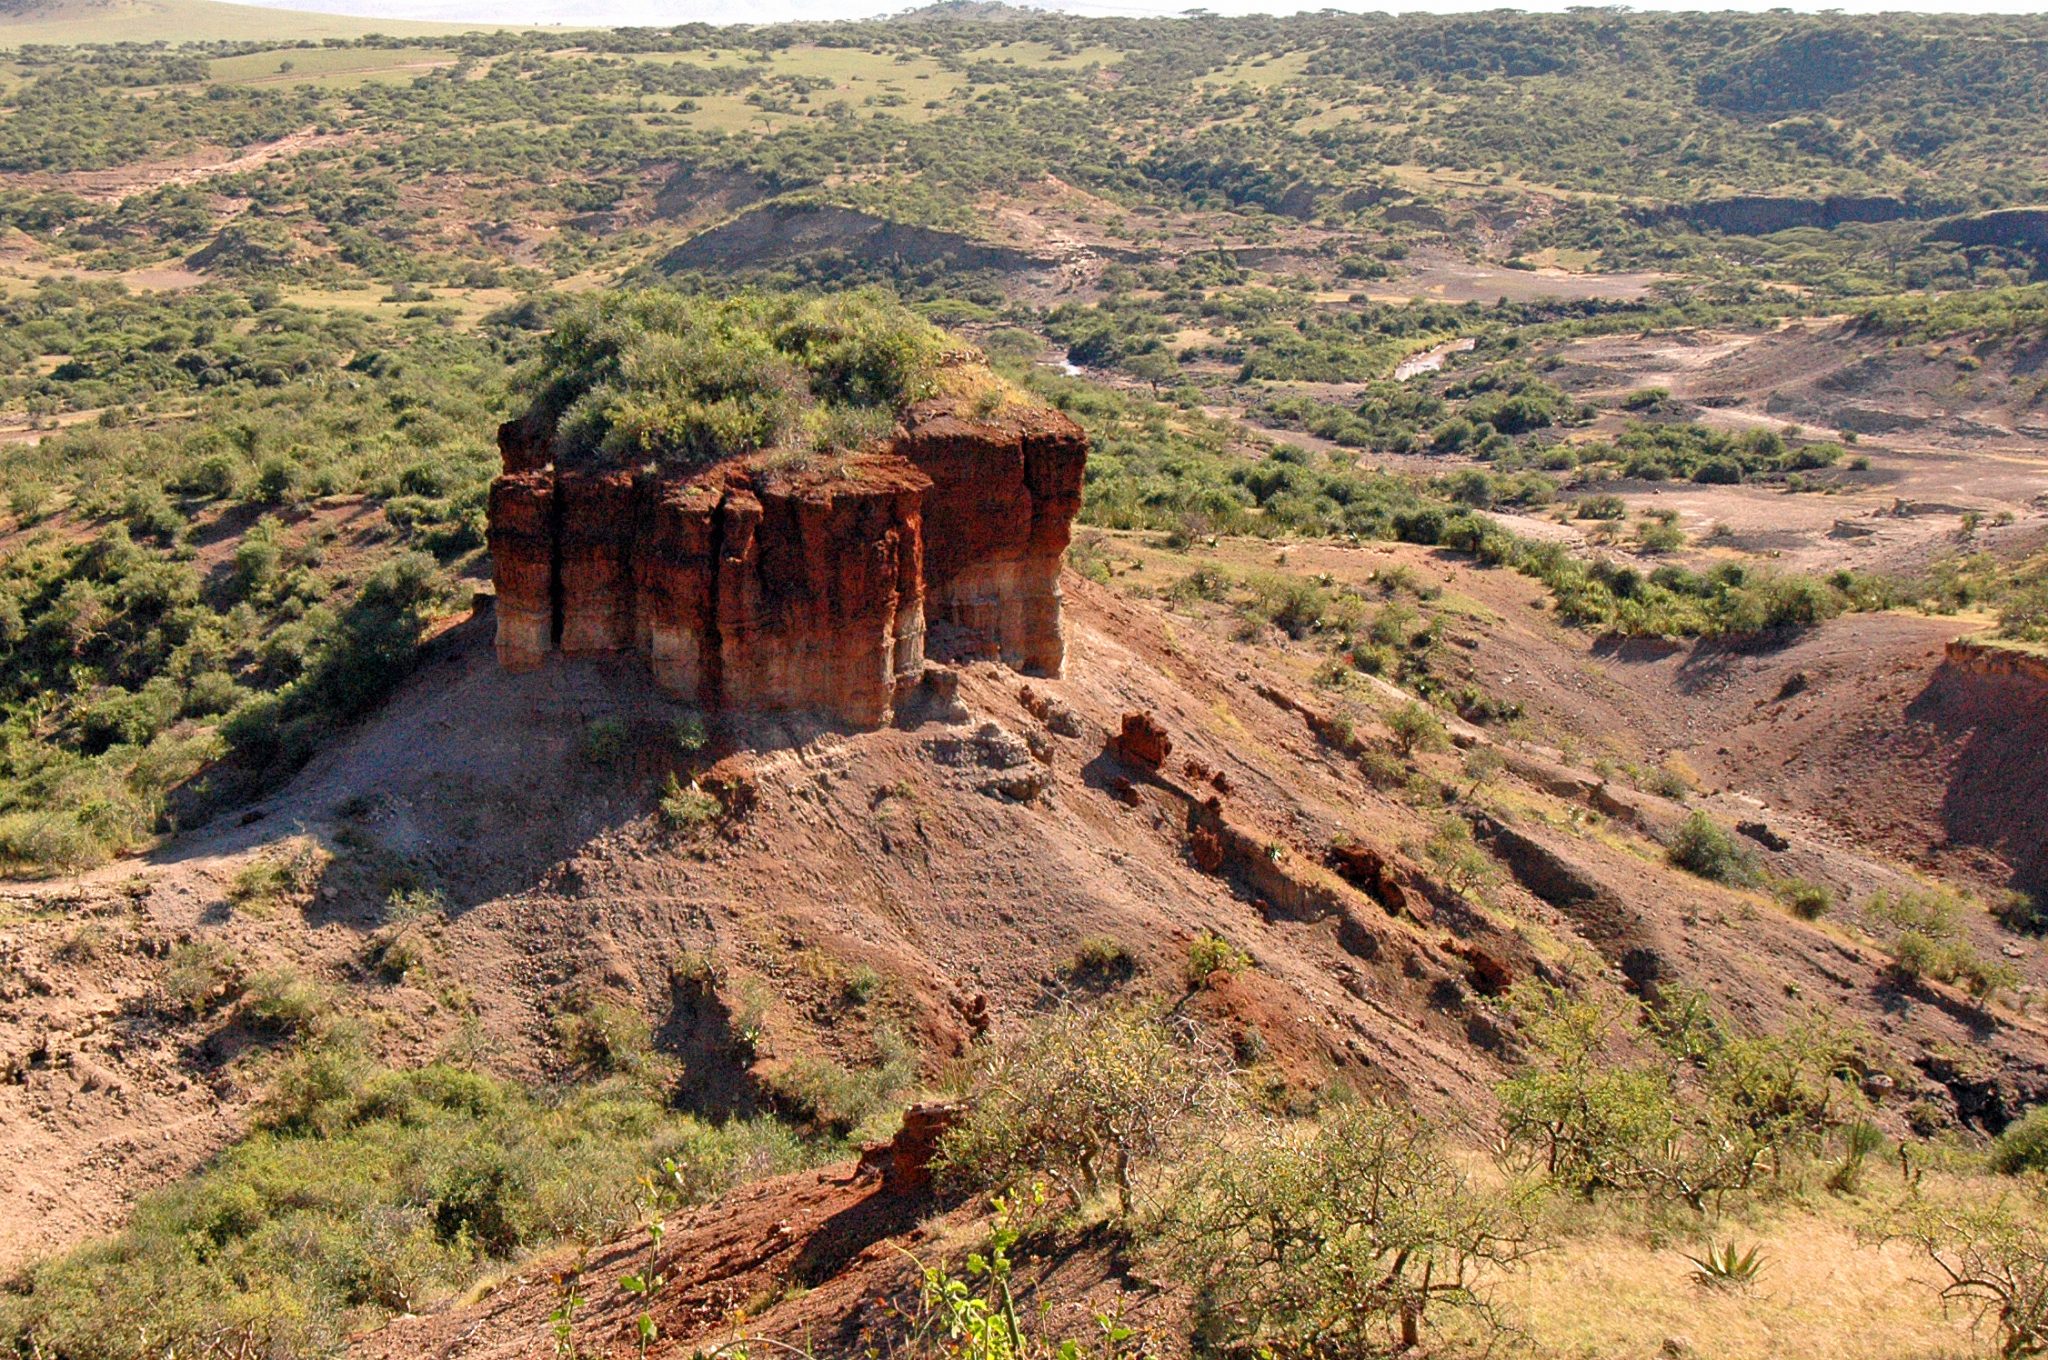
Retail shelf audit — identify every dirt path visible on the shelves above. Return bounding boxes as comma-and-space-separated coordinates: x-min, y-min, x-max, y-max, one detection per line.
20, 128, 357, 205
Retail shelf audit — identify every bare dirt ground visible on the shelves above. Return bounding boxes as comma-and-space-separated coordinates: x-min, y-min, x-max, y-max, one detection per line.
15, 128, 355, 205
1351, 246, 1667, 305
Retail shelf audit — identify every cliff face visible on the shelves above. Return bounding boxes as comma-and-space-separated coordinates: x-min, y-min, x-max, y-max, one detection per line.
897, 400, 1087, 675
486, 398, 1087, 725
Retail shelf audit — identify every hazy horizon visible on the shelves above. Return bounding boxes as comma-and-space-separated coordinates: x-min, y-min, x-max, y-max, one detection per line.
232, 0, 2048, 27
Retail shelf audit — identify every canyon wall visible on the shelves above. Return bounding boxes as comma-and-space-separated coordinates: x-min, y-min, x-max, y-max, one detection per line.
486, 397, 1087, 725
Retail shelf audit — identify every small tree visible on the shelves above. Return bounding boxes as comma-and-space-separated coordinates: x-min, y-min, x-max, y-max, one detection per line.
936, 1005, 1234, 1218
1387, 701, 1448, 757
1882, 1189, 2048, 1360
1498, 981, 1858, 1212
1169, 1104, 1536, 1354
1496, 980, 1672, 1191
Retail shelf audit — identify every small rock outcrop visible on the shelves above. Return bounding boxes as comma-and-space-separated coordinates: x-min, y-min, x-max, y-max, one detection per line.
1111, 711, 1172, 769
488, 395, 1087, 726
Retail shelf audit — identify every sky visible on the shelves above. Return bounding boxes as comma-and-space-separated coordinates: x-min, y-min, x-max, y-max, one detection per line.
240, 0, 2048, 25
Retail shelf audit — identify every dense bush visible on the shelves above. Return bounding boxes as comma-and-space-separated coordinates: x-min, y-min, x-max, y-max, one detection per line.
1168, 1104, 1535, 1354
528, 288, 947, 472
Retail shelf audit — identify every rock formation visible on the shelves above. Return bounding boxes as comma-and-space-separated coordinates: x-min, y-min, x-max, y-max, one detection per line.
486, 393, 1088, 726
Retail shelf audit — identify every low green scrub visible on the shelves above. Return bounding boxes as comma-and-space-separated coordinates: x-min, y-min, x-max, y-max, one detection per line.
1497, 981, 1859, 1213
1865, 886, 2020, 1003
524, 287, 948, 474
1666, 811, 1759, 886
0, 1063, 811, 1360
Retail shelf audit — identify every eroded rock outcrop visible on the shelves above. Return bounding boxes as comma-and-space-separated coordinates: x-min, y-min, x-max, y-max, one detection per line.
487, 395, 1087, 726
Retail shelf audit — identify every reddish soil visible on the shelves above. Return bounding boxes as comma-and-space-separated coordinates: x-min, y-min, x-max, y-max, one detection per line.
9, 547, 2048, 1282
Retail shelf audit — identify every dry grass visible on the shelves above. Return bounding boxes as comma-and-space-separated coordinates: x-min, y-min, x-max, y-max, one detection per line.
0, 0, 479, 46
1493, 1197, 1979, 1360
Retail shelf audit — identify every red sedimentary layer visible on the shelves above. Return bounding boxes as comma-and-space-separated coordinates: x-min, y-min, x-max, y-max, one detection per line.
486, 397, 1087, 725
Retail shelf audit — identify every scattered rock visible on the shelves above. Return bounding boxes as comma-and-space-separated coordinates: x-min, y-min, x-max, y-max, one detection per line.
1111, 711, 1172, 769
981, 768, 1048, 802
1737, 819, 1790, 852
1190, 825, 1225, 873
1018, 684, 1083, 737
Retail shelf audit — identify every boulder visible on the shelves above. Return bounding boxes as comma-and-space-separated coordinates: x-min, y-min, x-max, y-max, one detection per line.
1112, 711, 1172, 769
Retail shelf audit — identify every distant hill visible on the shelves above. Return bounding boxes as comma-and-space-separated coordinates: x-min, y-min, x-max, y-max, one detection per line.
0, 0, 495, 45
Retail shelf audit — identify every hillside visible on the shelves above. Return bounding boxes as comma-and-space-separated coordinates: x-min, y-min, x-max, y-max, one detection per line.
0, 0, 494, 44
7, 537, 2048, 1355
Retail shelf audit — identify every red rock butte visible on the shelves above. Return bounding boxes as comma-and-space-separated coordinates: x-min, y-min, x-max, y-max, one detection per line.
486, 392, 1089, 726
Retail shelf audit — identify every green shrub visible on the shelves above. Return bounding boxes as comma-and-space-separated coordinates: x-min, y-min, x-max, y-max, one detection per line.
1186, 931, 1253, 988
1866, 886, 2019, 1002
1992, 1108, 2048, 1175
582, 717, 629, 767
1667, 812, 1758, 886
1387, 700, 1449, 757
658, 773, 721, 830
938, 1005, 1235, 1217
240, 968, 332, 1036
1774, 878, 1834, 920
671, 712, 709, 753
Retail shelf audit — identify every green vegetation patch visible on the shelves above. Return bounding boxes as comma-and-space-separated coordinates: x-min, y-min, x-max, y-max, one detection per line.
526, 287, 950, 474
0, 1063, 810, 1359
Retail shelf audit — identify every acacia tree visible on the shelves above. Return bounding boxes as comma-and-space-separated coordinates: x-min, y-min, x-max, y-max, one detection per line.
1882, 1189, 2048, 1360
1168, 1103, 1537, 1356
935, 1004, 1235, 1218
1497, 980, 1861, 1213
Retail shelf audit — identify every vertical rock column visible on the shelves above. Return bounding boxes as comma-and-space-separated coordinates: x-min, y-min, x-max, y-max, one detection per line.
711, 460, 931, 727
556, 470, 641, 655
636, 481, 722, 699
486, 469, 556, 672
1015, 410, 1090, 673
899, 402, 1089, 674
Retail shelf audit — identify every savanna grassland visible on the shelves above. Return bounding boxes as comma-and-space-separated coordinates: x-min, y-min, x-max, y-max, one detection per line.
1, 5, 2047, 1359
